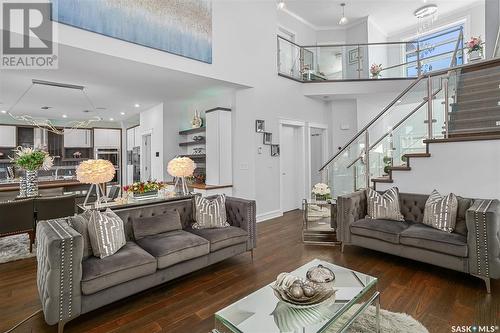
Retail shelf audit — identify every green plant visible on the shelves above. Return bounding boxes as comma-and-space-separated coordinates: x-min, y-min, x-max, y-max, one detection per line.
382, 156, 392, 175
123, 180, 165, 194
12, 147, 53, 171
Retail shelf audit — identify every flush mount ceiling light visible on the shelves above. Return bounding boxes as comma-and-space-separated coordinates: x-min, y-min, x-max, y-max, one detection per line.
338, 3, 348, 25
134, 103, 140, 108
277, 0, 285, 10
414, 4, 437, 18
7, 79, 101, 135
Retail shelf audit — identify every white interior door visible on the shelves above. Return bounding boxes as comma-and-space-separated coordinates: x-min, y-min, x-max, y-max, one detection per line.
142, 134, 152, 181
310, 128, 326, 187
281, 125, 300, 212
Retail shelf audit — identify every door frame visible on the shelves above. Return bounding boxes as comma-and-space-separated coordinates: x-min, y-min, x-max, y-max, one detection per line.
307, 122, 329, 196
279, 119, 306, 213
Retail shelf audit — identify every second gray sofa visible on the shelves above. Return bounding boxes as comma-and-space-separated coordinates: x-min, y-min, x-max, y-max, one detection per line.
36, 196, 256, 332
337, 190, 500, 293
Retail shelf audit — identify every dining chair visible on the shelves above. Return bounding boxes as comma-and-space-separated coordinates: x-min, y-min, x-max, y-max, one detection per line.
0, 198, 35, 252
34, 194, 76, 222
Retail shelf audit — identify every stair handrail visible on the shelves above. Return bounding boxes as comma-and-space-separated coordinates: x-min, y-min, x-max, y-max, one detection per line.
319, 57, 500, 172
450, 28, 464, 67
494, 25, 500, 58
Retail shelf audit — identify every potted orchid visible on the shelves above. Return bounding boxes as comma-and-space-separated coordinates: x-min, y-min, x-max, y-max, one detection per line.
11, 146, 54, 197
312, 183, 332, 202
370, 63, 382, 79
466, 36, 483, 62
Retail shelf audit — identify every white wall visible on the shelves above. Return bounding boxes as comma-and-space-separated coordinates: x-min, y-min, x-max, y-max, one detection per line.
139, 103, 164, 181
485, 0, 500, 58
377, 140, 500, 200
277, 10, 317, 45
329, 99, 358, 152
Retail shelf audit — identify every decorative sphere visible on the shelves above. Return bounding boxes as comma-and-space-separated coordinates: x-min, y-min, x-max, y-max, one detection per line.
289, 286, 304, 299
302, 286, 316, 297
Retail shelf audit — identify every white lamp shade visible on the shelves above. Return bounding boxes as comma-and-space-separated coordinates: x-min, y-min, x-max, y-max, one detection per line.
76, 159, 116, 184
167, 157, 196, 178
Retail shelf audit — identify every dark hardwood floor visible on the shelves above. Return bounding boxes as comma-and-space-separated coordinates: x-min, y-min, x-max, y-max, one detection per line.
1, 210, 499, 333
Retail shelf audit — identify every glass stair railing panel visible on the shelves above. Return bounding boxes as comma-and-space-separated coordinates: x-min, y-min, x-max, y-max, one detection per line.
368, 43, 414, 79
302, 45, 345, 81
329, 133, 367, 198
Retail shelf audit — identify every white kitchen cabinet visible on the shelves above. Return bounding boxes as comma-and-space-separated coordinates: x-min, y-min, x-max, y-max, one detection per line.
205, 108, 232, 186
0, 125, 16, 147
93, 128, 121, 147
64, 129, 92, 148
126, 126, 140, 150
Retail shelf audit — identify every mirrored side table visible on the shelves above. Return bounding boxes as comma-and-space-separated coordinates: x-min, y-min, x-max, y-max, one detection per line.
302, 199, 339, 245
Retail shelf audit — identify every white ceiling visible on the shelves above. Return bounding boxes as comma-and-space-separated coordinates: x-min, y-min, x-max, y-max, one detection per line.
283, 0, 483, 34
0, 44, 242, 122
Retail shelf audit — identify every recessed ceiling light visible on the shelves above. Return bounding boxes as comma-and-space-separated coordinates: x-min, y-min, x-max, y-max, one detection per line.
62, 114, 67, 118
277, 1, 285, 9
1, 110, 7, 114
109, 117, 114, 121
414, 4, 438, 19
120, 112, 125, 115
397, 100, 402, 103
134, 103, 140, 108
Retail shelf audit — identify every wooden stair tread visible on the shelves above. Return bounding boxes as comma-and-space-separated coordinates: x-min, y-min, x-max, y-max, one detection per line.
371, 177, 393, 183
449, 115, 500, 123
448, 127, 500, 134
403, 153, 430, 158
449, 106, 500, 115
424, 134, 500, 143
388, 166, 411, 171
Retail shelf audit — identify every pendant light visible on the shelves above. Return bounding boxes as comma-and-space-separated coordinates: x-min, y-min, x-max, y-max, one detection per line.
277, 0, 285, 10
339, 3, 348, 25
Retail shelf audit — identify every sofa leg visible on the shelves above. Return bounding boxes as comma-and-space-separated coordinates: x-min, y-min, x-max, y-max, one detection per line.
341, 243, 345, 253
473, 275, 491, 293
250, 249, 255, 262
58, 319, 68, 333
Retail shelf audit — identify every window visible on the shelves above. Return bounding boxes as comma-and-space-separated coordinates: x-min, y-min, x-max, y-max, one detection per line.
405, 24, 464, 76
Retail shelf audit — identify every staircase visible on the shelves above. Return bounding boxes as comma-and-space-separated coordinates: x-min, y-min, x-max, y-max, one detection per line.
449, 63, 500, 137
320, 57, 500, 197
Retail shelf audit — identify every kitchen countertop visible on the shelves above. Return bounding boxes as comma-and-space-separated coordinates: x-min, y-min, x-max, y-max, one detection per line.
0, 179, 84, 192
166, 182, 232, 190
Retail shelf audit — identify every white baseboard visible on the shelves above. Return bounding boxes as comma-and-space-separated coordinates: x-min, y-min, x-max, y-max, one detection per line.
256, 209, 283, 223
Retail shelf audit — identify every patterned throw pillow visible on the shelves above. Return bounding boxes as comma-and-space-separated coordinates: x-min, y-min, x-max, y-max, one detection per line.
366, 187, 405, 221
87, 209, 126, 258
192, 194, 230, 229
423, 190, 458, 233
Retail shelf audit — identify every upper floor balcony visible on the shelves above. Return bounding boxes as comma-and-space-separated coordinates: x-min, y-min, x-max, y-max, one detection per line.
278, 25, 465, 82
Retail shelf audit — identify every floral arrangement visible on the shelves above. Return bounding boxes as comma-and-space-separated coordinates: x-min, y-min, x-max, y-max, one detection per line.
466, 36, 483, 54
123, 180, 165, 194
370, 63, 382, 78
76, 159, 115, 184
312, 183, 332, 201
11, 146, 53, 171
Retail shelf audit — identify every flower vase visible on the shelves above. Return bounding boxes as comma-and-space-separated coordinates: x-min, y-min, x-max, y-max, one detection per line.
315, 194, 327, 202
371, 74, 380, 79
20, 170, 39, 197
468, 50, 482, 62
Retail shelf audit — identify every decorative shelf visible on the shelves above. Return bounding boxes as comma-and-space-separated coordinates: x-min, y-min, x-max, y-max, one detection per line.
179, 139, 206, 147
180, 154, 206, 160
179, 127, 206, 135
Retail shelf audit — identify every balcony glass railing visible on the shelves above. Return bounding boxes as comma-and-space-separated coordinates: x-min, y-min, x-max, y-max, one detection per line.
277, 27, 464, 82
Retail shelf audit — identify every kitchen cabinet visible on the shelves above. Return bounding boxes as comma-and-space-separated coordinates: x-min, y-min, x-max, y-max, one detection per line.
93, 128, 121, 148
64, 129, 92, 148
0, 125, 16, 147
126, 126, 140, 150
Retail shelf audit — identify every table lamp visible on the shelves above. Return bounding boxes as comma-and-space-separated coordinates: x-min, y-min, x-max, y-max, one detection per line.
167, 157, 195, 195
76, 159, 116, 208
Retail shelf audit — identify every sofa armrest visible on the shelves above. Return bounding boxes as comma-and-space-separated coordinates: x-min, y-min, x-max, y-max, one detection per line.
225, 197, 257, 250
337, 190, 367, 244
36, 218, 83, 325
466, 199, 500, 279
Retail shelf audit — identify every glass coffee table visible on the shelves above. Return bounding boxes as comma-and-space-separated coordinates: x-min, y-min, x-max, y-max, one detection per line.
214, 259, 379, 333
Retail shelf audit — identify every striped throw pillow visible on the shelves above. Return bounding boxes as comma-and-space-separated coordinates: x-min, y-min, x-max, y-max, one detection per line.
87, 209, 126, 258
423, 190, 458, 233
192, 194, 230, 229
366, 187, 405, 221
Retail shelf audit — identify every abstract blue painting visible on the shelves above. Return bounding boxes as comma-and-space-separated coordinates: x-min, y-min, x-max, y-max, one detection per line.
52, 0, 212, 63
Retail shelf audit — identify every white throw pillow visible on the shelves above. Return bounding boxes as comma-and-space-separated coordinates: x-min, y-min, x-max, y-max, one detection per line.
192, 194, 230, 229
366, 187, 405, 221
87, 209, 126, 258
423, 190, 458, 233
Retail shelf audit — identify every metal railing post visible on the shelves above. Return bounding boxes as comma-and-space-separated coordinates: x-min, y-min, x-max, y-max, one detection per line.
364, 131, 370, 188
416, 42, 421, 76
426, 76, 434, 139
443, 77, 449, 138
357, 45, 362, 79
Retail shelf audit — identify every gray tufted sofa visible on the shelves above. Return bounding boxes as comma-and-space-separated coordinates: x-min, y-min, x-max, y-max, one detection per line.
36, 196, 256, 332
337, 190, 500, 293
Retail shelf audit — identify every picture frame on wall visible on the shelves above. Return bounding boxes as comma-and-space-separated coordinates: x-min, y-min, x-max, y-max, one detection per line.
271, 144, 280, 156
255, 120, 265, 133
348, 48, 359, 64
263, 132, 272, 145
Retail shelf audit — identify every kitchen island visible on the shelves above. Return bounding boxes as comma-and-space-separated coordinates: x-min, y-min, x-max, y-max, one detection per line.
0, 179, 91, 202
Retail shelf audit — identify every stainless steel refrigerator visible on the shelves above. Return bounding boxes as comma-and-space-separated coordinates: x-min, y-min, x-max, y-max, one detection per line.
127, 147, 140, 184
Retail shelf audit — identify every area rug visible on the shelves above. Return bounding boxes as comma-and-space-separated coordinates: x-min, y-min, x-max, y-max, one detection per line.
0, 234, 36, 264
